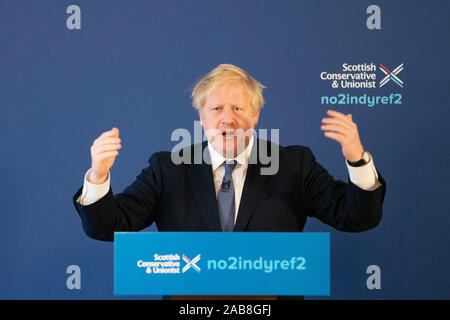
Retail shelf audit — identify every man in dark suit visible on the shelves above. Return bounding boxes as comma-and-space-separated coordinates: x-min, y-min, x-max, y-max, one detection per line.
73, 64, 385, 299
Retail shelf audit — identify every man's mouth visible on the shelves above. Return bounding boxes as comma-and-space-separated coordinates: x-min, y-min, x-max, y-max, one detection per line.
221, 130, 236, 138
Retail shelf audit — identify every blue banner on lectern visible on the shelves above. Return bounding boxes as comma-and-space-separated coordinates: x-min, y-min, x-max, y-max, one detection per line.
114, 232, 330, 296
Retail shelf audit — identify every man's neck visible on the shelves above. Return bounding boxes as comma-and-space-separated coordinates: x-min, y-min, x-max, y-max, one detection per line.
207, 135, 254, 170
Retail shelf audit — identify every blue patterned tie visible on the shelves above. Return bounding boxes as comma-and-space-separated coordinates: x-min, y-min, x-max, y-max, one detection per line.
218, 160, 238, 232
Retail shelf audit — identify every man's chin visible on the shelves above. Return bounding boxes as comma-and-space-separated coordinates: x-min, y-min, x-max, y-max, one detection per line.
209, 136, 248, 158
221, 147, 238, 158
211, 143, 244, 158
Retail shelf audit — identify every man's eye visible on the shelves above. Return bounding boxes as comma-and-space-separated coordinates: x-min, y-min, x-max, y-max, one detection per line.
233, 106, 240, 111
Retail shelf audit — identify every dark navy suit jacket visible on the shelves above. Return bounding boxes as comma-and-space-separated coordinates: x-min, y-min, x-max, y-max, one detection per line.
73, 139, 386, 240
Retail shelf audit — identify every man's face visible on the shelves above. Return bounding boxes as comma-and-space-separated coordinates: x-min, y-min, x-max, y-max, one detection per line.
200, 81, 260, 158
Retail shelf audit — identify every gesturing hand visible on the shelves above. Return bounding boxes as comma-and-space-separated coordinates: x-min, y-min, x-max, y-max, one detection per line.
321, 110, 364, 162
89, 127, 122, 184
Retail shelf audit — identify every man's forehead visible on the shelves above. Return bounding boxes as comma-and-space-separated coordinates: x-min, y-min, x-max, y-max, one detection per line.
207, 81, 250, 103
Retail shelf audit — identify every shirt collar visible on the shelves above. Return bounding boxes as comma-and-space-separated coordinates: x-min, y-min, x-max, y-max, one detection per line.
207, 134, 254, 172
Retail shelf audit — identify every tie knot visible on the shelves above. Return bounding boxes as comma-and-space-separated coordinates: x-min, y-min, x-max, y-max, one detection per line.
223, 160, 237, 175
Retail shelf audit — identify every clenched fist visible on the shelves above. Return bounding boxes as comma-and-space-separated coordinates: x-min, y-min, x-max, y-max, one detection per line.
89, 127, 122, 184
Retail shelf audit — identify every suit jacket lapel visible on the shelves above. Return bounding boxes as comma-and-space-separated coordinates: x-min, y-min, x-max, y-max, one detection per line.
234, 139, 273, 231
187, 143, 222, 231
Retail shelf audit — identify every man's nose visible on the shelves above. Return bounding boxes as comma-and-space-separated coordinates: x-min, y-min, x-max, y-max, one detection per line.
221, 107, 234, 124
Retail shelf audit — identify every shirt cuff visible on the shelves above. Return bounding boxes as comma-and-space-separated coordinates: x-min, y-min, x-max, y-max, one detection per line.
346, 151, 381, 191
77, 169, 111, 206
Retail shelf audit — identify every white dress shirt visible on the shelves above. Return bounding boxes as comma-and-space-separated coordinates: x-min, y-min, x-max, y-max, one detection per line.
77, 136, 381, 226
207, 135, 255, 224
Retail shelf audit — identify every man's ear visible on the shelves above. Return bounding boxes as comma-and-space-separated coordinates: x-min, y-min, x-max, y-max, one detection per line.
198, 109, 203, 126
253, 109, 260, 126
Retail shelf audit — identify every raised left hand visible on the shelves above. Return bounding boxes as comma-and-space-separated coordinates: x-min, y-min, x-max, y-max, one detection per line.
321, 109, 364, 162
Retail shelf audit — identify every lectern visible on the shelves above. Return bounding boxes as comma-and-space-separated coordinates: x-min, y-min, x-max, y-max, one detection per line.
114, 232, 330, 297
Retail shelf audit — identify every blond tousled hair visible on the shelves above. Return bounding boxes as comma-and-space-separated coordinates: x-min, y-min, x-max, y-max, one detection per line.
191, 64, 266, 114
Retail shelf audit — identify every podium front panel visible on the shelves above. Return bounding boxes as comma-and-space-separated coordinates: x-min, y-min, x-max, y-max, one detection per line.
114, 232, 330, 296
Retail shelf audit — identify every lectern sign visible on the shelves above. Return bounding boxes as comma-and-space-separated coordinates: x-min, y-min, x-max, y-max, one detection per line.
114, 232, 330, 296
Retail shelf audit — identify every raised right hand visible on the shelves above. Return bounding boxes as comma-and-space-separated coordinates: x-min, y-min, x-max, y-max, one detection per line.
89, 127, 122, 184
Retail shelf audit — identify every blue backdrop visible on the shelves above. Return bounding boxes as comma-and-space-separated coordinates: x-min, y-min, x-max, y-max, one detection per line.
0, 0, 448, 299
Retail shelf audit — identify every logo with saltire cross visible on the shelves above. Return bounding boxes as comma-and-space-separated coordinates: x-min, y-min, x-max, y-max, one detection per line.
182, 254, 201, 273
379, 63, 404, 88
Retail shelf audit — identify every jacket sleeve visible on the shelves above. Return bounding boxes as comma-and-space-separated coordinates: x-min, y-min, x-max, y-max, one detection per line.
300, 147, 386, 232
72, 153, 163, 241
